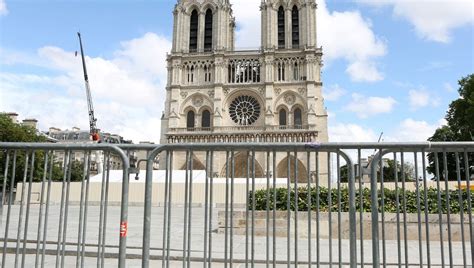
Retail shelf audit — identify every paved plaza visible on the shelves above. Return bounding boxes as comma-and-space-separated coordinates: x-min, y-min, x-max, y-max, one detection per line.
0, 204, 470, 267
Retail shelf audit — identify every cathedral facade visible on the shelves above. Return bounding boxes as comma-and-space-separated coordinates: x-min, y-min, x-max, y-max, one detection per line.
160, 0, 328, 182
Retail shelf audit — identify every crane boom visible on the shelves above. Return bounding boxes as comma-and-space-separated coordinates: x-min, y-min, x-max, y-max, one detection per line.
77, 32, 100, 141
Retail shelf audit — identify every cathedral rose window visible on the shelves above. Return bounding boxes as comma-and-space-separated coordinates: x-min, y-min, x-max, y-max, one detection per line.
229, 95, 261, 126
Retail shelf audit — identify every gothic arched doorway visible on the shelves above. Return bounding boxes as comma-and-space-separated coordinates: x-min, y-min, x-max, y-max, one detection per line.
220, 151, 264, 178
179, 154, 206, 170
276, 155, 308, 183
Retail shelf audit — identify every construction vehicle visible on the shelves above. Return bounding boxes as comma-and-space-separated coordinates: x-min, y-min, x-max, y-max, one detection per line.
77, 32, 103, 173
77, 32, 100, 142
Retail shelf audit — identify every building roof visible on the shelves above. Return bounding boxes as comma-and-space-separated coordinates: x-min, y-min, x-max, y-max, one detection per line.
45, 129, 132, 144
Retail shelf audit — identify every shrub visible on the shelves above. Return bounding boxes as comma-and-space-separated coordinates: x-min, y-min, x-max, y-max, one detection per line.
248, 186, 473, 214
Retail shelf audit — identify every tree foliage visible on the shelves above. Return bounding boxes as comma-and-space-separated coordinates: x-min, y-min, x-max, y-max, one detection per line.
427, 74, 474, 180
340, 159, 415, 183
0, 114, 46, 143
0, 114, 85, 189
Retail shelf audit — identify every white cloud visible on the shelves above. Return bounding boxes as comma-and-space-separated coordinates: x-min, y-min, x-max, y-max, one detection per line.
318, 1, 387, 82
346, 61, 384, 82
0, 0, 7, 16
329, 122, 380, 167
408, 89, 429, 108
329, 118, 444, 144
323, 84, 347, 101
358, 0, 474, 43
329, 123, 379, 142
0, 33, 171, 143
408, 88, 441, 110
113, 33, 169, 79
232, 0, 387, 82
386, 118, 445, 142
346, 93, 397, 118
232, 0, 261, 49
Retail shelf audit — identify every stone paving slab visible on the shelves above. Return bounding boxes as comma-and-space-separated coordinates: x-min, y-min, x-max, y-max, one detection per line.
0, 205, 471, 267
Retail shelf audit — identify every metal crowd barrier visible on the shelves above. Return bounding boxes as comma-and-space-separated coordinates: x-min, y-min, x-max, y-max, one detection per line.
0, 143, 130, 268
0, 142, 472, 268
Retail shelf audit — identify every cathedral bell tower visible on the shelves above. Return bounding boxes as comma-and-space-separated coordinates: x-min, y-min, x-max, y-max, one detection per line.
171, 0, 234, 53
260, 0, 318, 50
160, 0, 328, 184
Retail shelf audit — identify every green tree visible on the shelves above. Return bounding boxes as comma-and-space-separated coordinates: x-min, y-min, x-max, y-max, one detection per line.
0, 114, 46, 143
427, 74, 474, 181
0, 114, 85, 190
380, 159, 415, 182
340, 159, 415, 183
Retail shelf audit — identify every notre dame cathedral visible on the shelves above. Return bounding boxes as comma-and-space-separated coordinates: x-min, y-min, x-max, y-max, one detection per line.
160, 0, 328, 182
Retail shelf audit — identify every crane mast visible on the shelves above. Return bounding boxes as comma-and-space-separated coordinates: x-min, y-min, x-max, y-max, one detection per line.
77, 32, 100, 141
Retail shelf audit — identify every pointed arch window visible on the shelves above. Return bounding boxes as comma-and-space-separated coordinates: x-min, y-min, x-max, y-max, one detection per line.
204, 9, 213, 52
278, 6, 285, 49
294, 108, 302, 128
277, 62, 285, 81
279, 109, 287, 127
187, 66, 195, 83
189, 10, 199, 52
202, 110, 211, 129
292, 6, 300, 48
293, 62, 299, 81
187, 110, 195, 130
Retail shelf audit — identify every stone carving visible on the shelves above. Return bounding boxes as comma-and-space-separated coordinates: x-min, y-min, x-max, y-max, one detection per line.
259, 87, 265, 95
266, 105, 273, 115
215, 58, 225, 67
298, 88, 306, 95
180, 91, 188, 99
169, 108, 178, 118
274, 88, 281, 95
223, 88, 230, 95
284, 93, 296, 105
208, 90, 215, 98
192, 95, 204, 107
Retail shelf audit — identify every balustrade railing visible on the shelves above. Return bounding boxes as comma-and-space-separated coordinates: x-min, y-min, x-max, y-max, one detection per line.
168, 124, 316, 134
177, 48, 320, 85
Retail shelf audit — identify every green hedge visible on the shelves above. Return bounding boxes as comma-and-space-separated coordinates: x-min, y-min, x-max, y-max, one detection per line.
248, 187, 473, 214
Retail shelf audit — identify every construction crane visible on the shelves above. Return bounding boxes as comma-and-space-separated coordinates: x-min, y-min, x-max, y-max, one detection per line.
77, 32, 100, 142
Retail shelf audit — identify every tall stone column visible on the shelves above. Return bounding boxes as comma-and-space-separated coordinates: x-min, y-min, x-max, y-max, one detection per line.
172, 9, 178, 52
213, 85, 223, 127
264, 55, 274, 83
216, 8, 223, 50
198, 12, 205, 52
182, 13, 190, 52
260, 3, 267, 49
264, 83, 274, 126
271, 5, 277, 48
285, 7, 292, 49
309, 2, 317, 48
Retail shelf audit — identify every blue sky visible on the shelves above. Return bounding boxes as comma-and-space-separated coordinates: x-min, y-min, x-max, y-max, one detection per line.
0, 0, 473, 143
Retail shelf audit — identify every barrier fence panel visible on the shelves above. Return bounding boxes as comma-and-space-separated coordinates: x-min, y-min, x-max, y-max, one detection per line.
0, 143, 129, 268
141, 143, 357, 267
1, 142, 473, 267
140, 142, 473, 268
368, 143, 473, 268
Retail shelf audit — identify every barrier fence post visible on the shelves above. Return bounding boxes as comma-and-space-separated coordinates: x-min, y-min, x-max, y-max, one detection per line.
370, 150, 381, 268
344, 151, 357, 268
115, 146, 130, 268
0, 142, 472, 267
